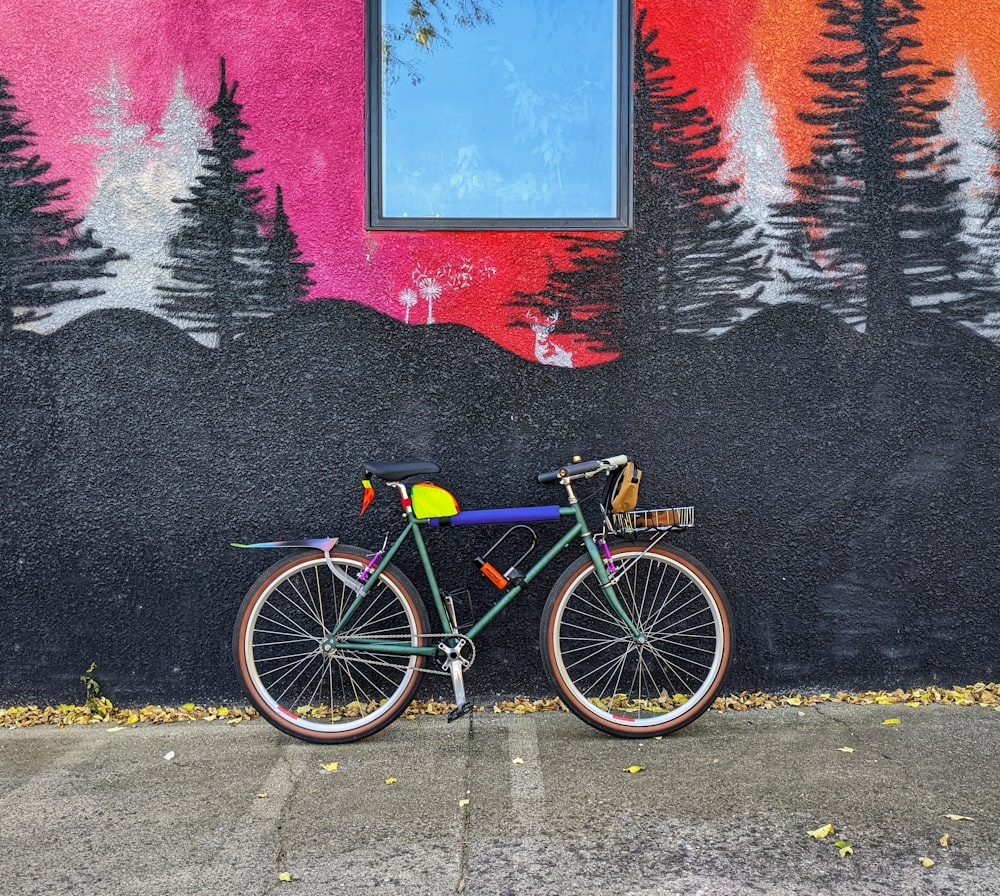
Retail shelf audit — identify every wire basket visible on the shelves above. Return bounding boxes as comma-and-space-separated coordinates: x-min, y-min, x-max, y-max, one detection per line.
611, 506, 695, 534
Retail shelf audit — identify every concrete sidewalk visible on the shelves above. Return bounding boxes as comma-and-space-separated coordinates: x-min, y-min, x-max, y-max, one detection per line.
1, 702, 998, 896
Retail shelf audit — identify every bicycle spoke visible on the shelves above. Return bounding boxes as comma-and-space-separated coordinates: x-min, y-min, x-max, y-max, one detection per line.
237, 549, 428, 742
546, 546, 731, 733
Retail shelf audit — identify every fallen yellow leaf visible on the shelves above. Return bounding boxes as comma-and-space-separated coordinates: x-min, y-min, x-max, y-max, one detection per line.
940, 833, 951, 848
385, 777, 397, 785
322, 762, 339, 772
808, 824, 835, 840
943, 814, 974, 821
883, 718, 901, 725
834, 840, 854, 858
838, 747, 855, 753
623, 765, 645, 774
278, 871, 293, 882
459, 798, 470, 807
919, 857, 936, 868
512, 757, 524, 765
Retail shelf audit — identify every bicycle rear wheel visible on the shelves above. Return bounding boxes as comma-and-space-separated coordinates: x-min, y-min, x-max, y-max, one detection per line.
540, 542, 732, 738
234, 546, 430, 743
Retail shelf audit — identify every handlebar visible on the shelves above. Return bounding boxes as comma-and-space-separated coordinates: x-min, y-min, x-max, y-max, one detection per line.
537, 454, 629, 484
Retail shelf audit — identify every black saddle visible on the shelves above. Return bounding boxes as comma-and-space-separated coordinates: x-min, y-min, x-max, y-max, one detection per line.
364, 461, 441, 482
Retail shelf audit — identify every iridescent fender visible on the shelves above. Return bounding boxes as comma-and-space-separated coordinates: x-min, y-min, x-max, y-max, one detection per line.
231, 537, 340, 552
231, 536, 363, 594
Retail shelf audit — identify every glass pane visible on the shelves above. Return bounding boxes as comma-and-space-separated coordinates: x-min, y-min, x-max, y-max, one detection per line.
371, 0, 628, 228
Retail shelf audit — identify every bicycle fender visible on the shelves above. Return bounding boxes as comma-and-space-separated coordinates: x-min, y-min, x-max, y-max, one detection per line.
231, 537, 366, 595
231, 537, 340, 551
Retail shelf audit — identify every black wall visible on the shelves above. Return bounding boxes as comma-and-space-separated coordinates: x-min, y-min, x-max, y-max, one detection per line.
2, 299, 998, 705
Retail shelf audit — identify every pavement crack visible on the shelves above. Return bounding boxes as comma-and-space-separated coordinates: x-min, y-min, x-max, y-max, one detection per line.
246, 747, 299, 893
273, 761, 299, 876
814, 703, 895, 760
453, 712, 475, 895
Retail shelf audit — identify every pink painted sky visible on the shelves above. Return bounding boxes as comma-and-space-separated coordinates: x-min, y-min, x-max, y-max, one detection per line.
0, 0, 766, 362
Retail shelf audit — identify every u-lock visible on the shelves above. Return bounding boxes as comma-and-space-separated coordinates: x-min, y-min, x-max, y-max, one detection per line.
474, 525, 538, 589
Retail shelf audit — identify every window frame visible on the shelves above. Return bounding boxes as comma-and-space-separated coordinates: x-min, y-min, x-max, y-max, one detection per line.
365, 0, 634, 231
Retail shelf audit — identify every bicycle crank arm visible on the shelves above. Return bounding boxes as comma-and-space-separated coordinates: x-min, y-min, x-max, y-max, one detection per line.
440, 641, 475, 722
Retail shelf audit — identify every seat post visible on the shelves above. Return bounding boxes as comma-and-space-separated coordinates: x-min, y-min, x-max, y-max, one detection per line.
389, 480, 414, 514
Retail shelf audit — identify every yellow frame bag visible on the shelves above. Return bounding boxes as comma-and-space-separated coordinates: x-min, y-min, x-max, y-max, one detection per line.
410, 482, 460, 519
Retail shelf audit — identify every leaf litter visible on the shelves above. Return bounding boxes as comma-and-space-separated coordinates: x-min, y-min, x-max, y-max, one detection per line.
2, 683, 999, 729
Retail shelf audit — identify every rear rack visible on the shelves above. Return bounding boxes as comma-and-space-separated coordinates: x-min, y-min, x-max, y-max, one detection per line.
611, 506, 695, 535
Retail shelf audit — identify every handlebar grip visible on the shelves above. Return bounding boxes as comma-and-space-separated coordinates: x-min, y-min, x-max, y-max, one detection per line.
537, 459, 603, 483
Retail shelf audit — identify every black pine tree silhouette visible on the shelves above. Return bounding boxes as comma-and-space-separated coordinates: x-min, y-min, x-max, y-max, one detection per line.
0, 73, 124, 340
512, 9, 769, 358
262, 184, 314, 304
158, 58, 278, 350
771, 0, 992, 337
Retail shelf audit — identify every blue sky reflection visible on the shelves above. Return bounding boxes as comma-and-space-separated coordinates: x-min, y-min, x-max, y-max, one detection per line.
380, 0, 621, 220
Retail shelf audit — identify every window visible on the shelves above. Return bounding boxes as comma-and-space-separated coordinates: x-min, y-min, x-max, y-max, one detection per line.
367, 0, 633, 230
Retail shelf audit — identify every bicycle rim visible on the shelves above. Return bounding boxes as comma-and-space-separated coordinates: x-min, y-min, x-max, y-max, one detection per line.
544, 544, 732, 736
237, 550, 426, 742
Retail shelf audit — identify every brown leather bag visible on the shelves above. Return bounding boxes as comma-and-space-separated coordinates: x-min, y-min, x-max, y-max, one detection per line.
610, 462, 642, 513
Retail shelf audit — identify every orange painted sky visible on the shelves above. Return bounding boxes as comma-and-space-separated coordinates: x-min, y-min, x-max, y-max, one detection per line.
751, 0, 1000, 167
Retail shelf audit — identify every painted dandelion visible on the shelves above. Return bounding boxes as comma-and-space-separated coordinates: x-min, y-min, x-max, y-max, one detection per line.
417, 276, 443, 324
398, 287, 417, 323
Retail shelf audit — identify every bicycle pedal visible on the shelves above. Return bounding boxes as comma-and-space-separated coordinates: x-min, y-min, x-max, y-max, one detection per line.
447, 701, 475, 723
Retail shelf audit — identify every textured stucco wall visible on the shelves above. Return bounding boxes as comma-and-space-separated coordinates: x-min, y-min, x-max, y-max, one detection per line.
1, 0, 999, 704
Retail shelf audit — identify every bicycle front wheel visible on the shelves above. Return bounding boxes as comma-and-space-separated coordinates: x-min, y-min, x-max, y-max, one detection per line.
540, 542, 732, 738
234, 546, 430, 744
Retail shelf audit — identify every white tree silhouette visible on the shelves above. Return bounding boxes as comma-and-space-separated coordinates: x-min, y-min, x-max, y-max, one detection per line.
720, 64, 796, 305
77, 62, 150, 175
27, 65, 210, 334
158, 68, 206, 186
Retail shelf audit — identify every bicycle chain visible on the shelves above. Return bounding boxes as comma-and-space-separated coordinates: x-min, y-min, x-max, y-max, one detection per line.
323, 632, 476, 677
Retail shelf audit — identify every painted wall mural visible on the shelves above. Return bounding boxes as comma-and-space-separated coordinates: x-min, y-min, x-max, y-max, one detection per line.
2, 0, 999, 704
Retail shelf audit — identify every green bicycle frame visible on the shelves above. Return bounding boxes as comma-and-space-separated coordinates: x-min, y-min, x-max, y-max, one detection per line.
323, 498, 643, 659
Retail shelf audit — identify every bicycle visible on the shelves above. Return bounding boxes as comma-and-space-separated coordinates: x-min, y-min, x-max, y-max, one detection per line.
232, 454, 733, 743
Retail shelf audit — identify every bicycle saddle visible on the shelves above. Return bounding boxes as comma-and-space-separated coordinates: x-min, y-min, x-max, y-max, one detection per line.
364, 461, 441, 482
